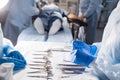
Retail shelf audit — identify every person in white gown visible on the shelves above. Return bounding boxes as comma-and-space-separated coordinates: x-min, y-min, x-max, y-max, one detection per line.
3, 0, 40, 45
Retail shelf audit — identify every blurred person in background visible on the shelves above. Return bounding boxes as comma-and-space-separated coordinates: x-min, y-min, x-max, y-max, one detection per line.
3, 0, 40, 46
78, 0, 102, 44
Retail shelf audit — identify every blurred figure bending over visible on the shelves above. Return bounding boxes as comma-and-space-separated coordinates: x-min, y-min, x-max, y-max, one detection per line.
78, 0, 101, 44
3, 0, 40, 45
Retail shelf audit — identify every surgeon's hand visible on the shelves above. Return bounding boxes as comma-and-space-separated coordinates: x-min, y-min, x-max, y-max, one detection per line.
3, 45, 13, 56
3, 45, 26, 60
0, 57, 26, 71
71, 49, 96, 67
7, 51, 27, 64
73, 40, 90, 51
1, 45, 27, 71
73, 40, 97, 55
67, 13, 81, 21
78, 15, 85, 21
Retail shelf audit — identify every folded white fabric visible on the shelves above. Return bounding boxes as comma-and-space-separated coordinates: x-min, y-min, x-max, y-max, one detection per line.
0, 63, 14, 80
95, 1, 120, 80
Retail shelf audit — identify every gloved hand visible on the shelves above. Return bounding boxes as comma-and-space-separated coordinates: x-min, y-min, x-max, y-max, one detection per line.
0, 57, 26, 71
71, 49, 96, 67
1, 45, 27, 71
7, 51, 27, 64
89, 45, 97, 55
72, 40, 97, 55
73, 40, 90, 50
2, 45, 13, 56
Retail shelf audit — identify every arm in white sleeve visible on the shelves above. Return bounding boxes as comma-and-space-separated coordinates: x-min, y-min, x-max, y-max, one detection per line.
95, 28, 120, 80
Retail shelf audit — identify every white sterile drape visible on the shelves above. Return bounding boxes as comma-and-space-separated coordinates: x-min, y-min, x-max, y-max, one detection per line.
95, 1, 120, 80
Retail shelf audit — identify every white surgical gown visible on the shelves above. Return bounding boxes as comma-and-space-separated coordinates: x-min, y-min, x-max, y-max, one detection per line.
3, 0, 39, 45
79, 0, 101, 44
0, 0, 13, 27
95, 1, 120, 80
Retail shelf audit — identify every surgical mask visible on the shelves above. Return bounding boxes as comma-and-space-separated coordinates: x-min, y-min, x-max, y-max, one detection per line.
0, 23, 3, 58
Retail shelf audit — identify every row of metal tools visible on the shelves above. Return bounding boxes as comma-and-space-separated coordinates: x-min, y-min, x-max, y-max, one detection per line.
25, 48, 85, 80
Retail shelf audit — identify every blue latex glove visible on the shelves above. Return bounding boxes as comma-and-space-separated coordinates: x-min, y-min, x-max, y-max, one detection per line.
0, 57, 26, 71
73, 40, 90, 50
2, 45, 13, 56
72, 40, 97, 55
1, 45, 27, 71
7, 51, 27, 64
71, 49, 96, 67
89, 45, 97, 55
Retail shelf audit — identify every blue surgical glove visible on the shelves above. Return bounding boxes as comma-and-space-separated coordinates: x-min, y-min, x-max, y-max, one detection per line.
2, 45, 13, 56
0, 57, 26, 71
1, 45, 27, 71
7, 51, 27, 64
73, 40, 90, 50
71, 49, 96, 67
72, 40, 97, 55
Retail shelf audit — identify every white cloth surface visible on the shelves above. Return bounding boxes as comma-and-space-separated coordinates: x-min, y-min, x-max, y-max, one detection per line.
14, 41, 99, 80
17, 26, 46, 43
0, 63, 14, 80
47, 26, 72, 43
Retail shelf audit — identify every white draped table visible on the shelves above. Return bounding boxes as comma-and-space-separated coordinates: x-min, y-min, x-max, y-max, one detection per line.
14, 41, 99, 80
